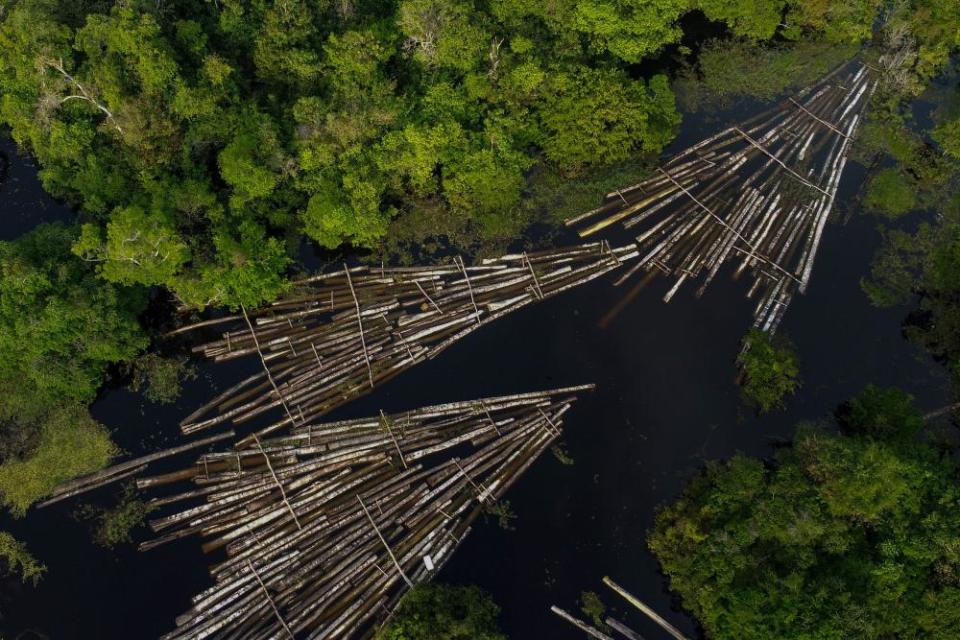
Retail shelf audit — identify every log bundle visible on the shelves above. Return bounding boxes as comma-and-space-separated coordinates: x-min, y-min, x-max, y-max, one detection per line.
139, 385, 594, 639
567, 62, 875, 332
176, 243, 636, 446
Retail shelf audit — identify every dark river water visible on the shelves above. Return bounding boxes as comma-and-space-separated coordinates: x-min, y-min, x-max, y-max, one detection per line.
0, 81, 951, 640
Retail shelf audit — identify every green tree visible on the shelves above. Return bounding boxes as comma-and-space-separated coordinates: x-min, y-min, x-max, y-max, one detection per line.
695, 0, 787, 41
0, 223, 147, 420
444, 147, 530, 235
786, 0, 883, 44
376, 583, 506, 640
736, 328, 801, 413
73, 207, 190, 287
863, 168, 918, 218
572, 0, 686, 63
649, 388, 960, 640
934, 116, 960, 161
0, 403, 117, 517
836, 385, 924, 440
539, 68, 679, 175
397, 0, 487, 72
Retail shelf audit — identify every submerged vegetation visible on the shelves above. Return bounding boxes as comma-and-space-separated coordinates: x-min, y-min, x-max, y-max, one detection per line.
736, 329, 801, 413
75, 483, 154, 548
674, 38, 858, 111
579, 591, 607, 629
0, 531, 46, 585
858, 20, 960, 388
126, 353, 197, 405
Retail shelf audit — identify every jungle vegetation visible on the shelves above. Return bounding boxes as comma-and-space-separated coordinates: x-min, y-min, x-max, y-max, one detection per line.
375, 583, 505, 640
736, 328, 801, 414
0, 531, 46, 585
649, 386, 960, 640
0, 0, 899, 519
857, 18, 960, 388
0, 0, 911, 309
0, 0, 956, 592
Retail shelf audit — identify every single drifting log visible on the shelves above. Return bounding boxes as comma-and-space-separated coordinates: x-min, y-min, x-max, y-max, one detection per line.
923, 402, 960, 421
566, 61, 875, 333
603, 577, 691, 640
606, 617, 647, 640
142, 386, 594, 640
550, 606, 617, 640
174, 243, 636, 444
36, 430, 237, 509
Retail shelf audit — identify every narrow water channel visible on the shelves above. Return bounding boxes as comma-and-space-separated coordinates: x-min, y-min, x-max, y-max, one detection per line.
0, 82, 949, 639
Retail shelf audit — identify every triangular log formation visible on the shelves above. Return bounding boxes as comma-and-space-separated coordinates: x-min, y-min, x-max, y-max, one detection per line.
176, 243, 636, 445
568, 62, 875, 331
138, 386, 593, 639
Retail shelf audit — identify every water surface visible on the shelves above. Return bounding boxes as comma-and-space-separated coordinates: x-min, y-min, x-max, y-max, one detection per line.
0, 89, 949, 639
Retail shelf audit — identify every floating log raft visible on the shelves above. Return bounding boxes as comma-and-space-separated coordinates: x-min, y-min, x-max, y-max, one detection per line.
567, 62, 876, 332
176, 243, 636, 445
140, 385, 593, 640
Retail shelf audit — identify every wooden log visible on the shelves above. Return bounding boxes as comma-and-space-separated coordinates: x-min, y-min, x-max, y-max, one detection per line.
602, 577, 690, 640
550, 606, 617, 640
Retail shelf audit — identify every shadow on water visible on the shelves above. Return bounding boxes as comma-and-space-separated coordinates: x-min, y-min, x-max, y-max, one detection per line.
0, 81, 951, 639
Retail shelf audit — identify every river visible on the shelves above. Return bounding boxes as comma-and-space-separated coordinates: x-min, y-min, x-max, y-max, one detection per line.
0, 78, 951, 639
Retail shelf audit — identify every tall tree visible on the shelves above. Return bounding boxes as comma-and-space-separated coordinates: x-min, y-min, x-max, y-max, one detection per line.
650, 387, 960, 640
0, 223, 147, 420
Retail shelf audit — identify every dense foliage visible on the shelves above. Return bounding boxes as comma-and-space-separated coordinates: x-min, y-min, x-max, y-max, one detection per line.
375, 583, 505, 640
0, 223, 147, 422
863, 189, 960, 383
0, 223, 140, 515
736, 328, 801, 413
649, 387, 960, 640
0, 403, 117, 516
0, 0, 894, 309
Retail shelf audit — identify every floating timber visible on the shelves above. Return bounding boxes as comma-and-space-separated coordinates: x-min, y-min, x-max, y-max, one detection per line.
567, 62, 875, 332
139, 385, 593, 639
552, 575, 690, 640
36, 430, 237, 509
176, 243, 636, 446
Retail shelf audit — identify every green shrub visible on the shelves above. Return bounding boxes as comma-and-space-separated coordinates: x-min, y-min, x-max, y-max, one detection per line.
650, 391, 960, 640
376, 584, 505, 640
76, 484, 153, 548
863, 168, 917, 218
0, 531, 45, 585
736, 329, 801, 413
